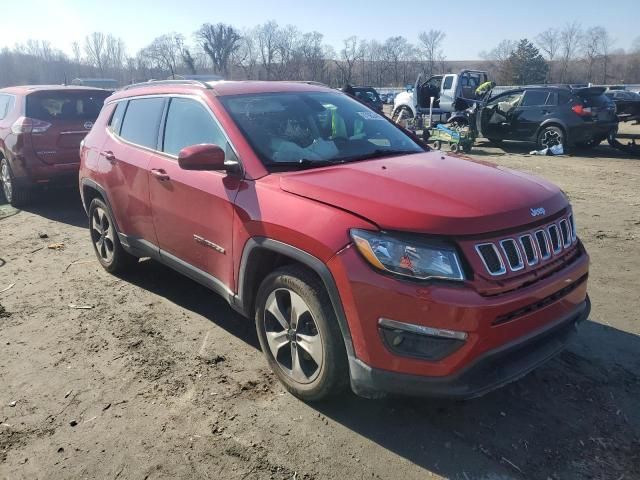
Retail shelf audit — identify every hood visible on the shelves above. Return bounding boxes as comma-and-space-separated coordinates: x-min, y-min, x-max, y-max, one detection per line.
278, 152, 568, 236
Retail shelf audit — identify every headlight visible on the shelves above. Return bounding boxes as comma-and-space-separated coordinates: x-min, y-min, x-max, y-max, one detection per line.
350, 229, 464, 281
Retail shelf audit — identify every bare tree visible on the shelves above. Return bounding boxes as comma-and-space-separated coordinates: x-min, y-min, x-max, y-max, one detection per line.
382, 36, 410, 86
141, 33, 185, 78
255, 21, 282, 80
196, 23, 241, 77
418, 30, 445, 77
599, 29, 614, 83
335, 36, 362, 85
105, 35, 126, 78
84, 32, 107, 75
299, 31, 326, 82
536, 28, 560, 82
582, 27, 602, 83
559, 22, 582, 83
480, 40, 516, 84
231, 33, 259, 80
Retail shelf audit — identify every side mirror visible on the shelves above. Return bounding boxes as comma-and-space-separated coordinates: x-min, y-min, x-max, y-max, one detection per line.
178, 144, 227, 171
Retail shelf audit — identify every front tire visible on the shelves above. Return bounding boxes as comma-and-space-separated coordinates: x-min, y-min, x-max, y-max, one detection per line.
255, 265, 349, 402
88, 198, 137, 274
1, 158, 32, 208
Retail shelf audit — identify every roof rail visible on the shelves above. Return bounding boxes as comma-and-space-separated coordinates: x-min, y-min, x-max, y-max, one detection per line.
123, 79, 213, 90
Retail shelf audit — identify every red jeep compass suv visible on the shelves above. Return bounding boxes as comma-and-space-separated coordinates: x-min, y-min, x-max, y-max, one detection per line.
79, 80, 590, 401
0, 85, 110, 206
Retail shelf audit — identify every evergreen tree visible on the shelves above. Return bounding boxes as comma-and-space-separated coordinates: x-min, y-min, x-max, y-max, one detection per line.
508, 39, 549, 85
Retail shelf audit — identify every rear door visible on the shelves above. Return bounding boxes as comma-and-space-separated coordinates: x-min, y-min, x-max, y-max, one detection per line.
148, 96, 240, 289
25, 90, 110, 165
100, 97, 165, 245
511, 90, 551, 140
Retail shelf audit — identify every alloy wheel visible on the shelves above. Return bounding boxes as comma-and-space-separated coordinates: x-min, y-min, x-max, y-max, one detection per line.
1, 161, 12, 202
541, 129, 562, 148
91, 207, 115, 263
263, 288, 324, 384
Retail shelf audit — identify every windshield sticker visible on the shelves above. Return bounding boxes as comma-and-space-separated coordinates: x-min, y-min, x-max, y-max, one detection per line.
356, 111, 384, 120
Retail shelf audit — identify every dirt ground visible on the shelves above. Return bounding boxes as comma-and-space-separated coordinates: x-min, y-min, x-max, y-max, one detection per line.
1, 138, 639, 480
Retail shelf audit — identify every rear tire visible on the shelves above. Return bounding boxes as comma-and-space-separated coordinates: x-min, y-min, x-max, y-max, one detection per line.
1, 158, 33, 208
537, 125, 565, 151
88, 198, 137, 274
255, 265, 349, 402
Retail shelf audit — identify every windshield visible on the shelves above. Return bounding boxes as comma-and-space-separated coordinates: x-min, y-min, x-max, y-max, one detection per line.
220, 91, 423, 168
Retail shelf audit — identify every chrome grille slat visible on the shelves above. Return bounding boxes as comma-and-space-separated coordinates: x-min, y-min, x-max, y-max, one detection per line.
535, 229, 551, 260
559, 219, 571, 247
548, 224, 562, 254
500, 239, 524, 271
568, 213, 577, 242
519, 234, 538, 266
475, 243, 506, 276
475, 215, 575, 276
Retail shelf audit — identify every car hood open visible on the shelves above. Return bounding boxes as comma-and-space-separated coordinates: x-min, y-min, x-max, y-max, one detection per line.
278, 152, 568, 236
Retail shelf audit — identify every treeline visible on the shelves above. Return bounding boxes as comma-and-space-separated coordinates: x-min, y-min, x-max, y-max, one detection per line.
1, 21, 639, 88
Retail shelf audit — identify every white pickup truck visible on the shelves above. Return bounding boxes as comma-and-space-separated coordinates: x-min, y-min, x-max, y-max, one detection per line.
392, 70, 489, 124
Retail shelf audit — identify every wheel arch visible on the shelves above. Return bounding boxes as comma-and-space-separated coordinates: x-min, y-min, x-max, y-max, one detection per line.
392, 103, 416, 119
235, 237, 355, 358
80, 178, 119, 228
536, 120, 568, 142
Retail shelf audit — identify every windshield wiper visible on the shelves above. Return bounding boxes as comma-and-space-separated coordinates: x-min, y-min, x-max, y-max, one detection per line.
333, 149, 421, 164
265, 159, 331, 170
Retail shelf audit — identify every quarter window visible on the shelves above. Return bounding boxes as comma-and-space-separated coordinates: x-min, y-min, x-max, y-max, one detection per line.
0, 95, 13, 120
442, 76, 454, 90
162, 98, 226, 156
108, 101, 127, 134
546, 92, 558, 106
119, 97, 165, 149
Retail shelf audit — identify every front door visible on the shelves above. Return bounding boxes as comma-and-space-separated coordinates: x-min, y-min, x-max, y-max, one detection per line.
478, 90, 524, 140
148, 96, 240, 290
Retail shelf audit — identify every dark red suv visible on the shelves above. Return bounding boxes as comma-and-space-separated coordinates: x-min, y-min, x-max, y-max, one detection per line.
79, 80, 590, 401
0, 85, 111, 206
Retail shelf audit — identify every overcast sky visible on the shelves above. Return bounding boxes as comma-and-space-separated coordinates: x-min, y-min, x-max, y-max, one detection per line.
1, 0, 637, 60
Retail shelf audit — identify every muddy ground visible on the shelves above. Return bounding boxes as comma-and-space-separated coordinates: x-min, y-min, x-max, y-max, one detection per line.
1, 139, 639, 480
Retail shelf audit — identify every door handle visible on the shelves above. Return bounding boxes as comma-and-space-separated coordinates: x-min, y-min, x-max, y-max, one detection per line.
101, 150, 116, 162
150, 168, 170, 181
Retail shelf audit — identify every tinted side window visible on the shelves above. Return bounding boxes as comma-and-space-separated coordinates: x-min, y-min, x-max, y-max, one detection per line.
109, 101, 127, 134
162, 98, 226, 156
546, 92, 558, 106
442, 76, 453, 90
521, 90, 549, 107
119, 98, 165, 149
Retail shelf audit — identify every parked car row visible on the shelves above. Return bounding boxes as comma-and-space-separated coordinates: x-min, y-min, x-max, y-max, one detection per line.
1, 79, 591, 403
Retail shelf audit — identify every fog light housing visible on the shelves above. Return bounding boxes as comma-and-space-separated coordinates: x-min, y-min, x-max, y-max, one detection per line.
378, 318, 467, 361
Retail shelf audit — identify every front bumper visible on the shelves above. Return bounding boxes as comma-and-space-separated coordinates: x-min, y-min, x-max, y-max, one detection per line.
327, 238, 590, 398
349, 297, 589, 399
